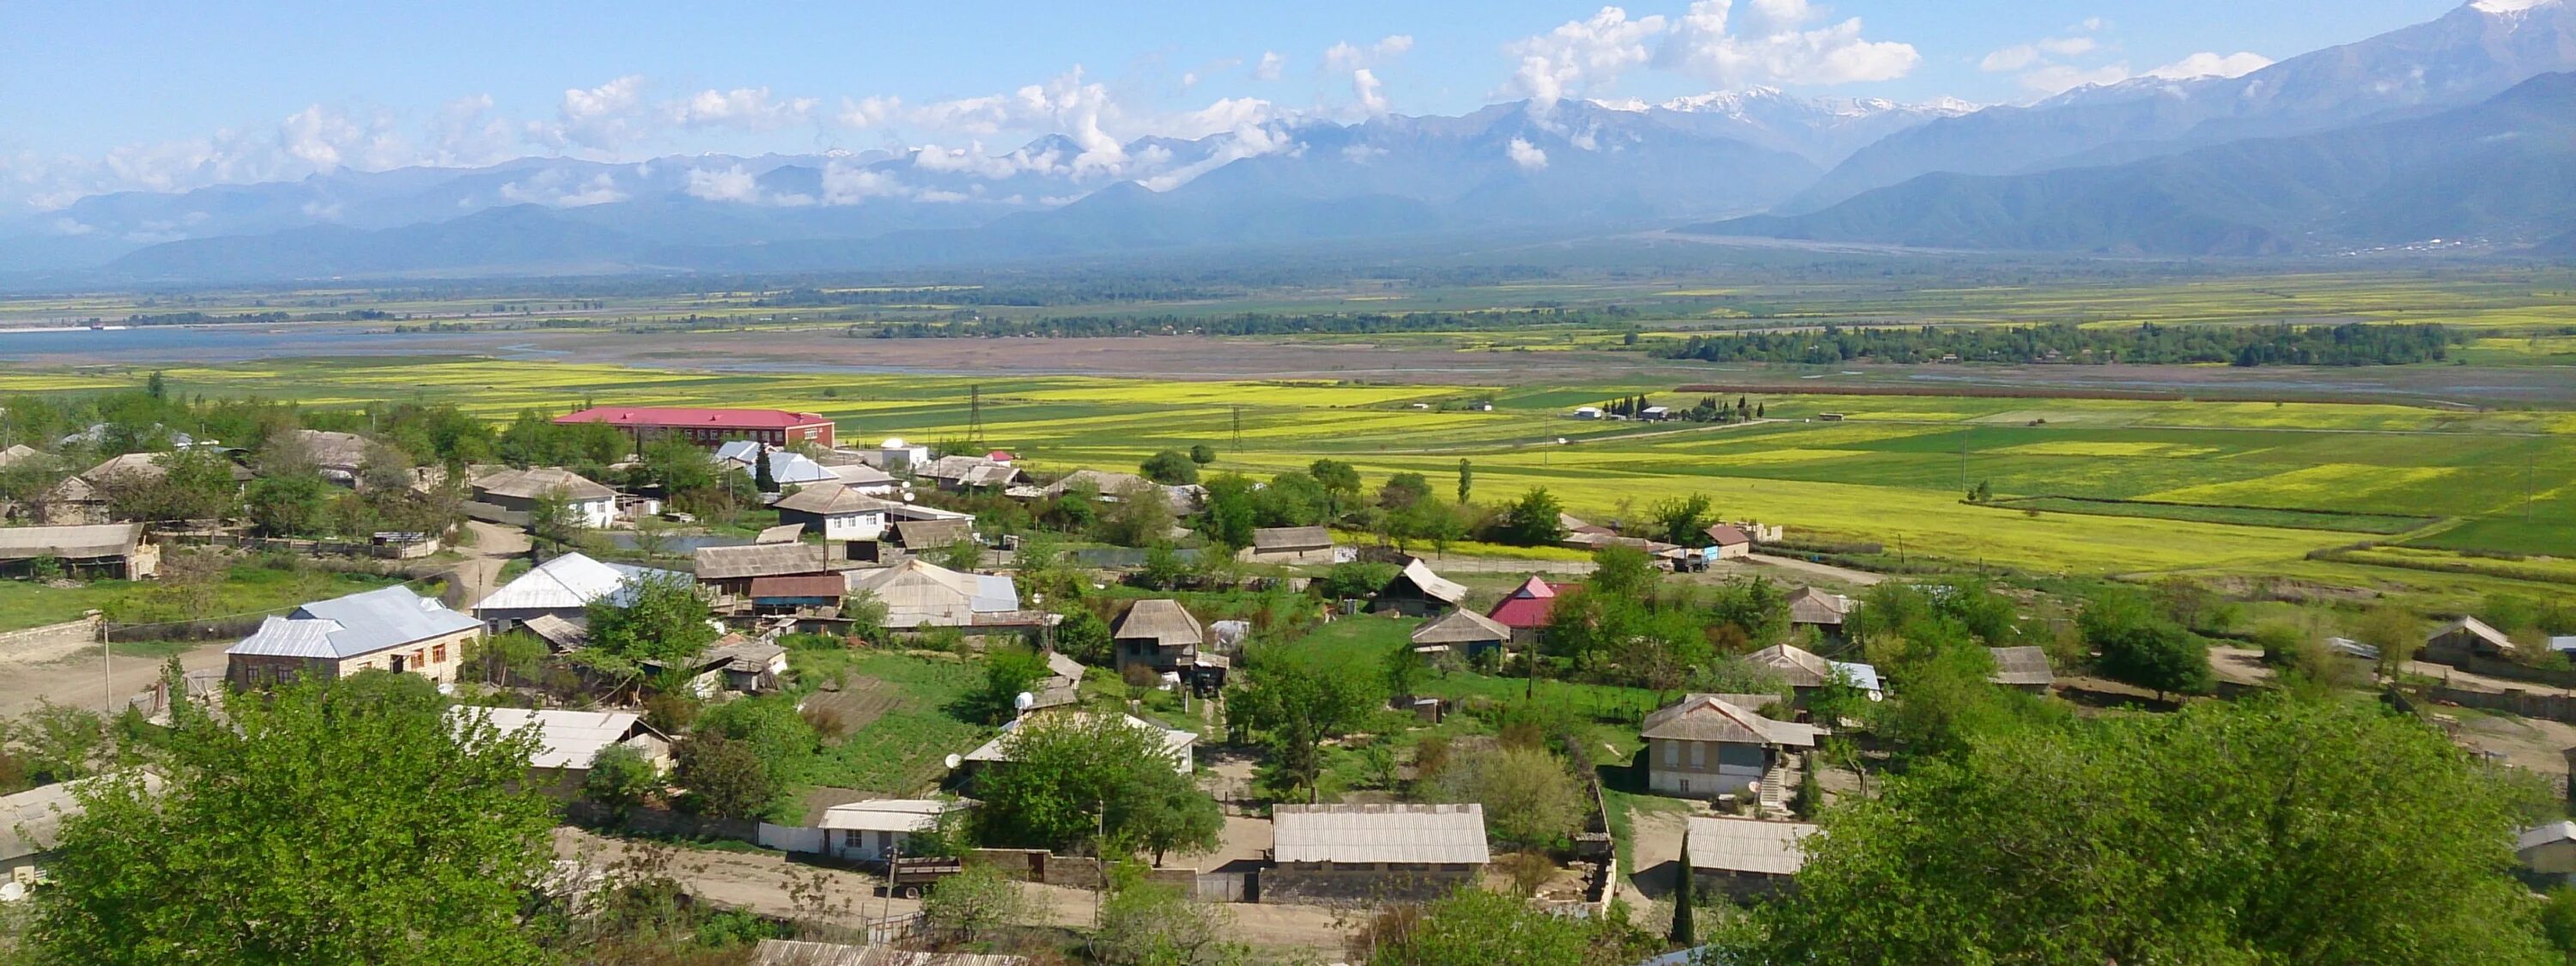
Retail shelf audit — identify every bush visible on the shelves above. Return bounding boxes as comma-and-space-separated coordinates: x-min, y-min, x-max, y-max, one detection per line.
582, 744, 663, 817
1317, 562, 1398, 602
1427, 744, 1585, 851
1139, 450, 1200, 485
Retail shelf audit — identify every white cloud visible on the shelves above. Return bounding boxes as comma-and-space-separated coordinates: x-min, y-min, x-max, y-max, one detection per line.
1499, 7, 1669, 105
820, 160, 908, 204
670, 87, 819, 131
1342, 143, 1388, 163
1980, 45, 2044, 73
684, 165, 762, 203
2147, 51, 2274, 80
2016, 63, 2136, 94
1255, 51, 1286, 82
499, 171, 627, 208
1507, 137, 1549, 171
1353, 69, 1391, 113
1326, 35, 1416, 72
429, 95, 518, 167
1173, 97, 1277, 138
1661, 0, 1920, 87
1138, 121, 1295, 191
529, 75, 650, 151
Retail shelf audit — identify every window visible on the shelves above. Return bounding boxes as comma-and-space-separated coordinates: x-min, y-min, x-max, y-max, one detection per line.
432, 644, 447, 664
1688, 742, 1704, 769
1680, 778, 1692, 795
1662, 741, 1677, 766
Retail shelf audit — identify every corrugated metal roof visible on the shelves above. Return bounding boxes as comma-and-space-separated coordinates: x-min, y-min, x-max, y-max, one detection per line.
1787, 586, 1853, 625
471, 466, 617, 502
1685, 817, 1815, 876
1986, 647, 2055, 687
473, 552, 676, 614
815, 799, 965, 833
0, 773, 162, 861
750, 574, 850, 599
774, 483, 902, 516
1749, 644, 1835, 689
229, 586, 480, 659
465, 708, 660, 770
1641, 694, 1817, 747
1388, 559, 1467, 604
1412, 609, 1511, 645
0, 523, 143, 561
1272, 803, 1490, 866
1249, 526, 1333, 552
847, 559, 1020, 628
755, 523, 806, 544
2520, 821, 2576, 854
696, 544, 829, 580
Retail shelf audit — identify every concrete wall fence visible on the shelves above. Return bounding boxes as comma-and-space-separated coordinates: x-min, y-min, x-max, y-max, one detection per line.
0, 614, 105, 663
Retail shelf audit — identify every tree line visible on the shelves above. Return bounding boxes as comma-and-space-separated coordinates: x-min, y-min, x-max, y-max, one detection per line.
851, 307, 1642, 340
1656, 321, 2467, 367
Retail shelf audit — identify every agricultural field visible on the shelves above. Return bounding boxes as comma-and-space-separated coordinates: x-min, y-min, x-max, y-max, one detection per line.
3, 343, 2573, 607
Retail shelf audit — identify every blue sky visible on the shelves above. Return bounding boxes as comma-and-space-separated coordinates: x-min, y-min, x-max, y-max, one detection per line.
0, 0, 2471, 207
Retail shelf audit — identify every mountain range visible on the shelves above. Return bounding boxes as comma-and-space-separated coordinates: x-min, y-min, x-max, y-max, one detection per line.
8, 0, 2575, 282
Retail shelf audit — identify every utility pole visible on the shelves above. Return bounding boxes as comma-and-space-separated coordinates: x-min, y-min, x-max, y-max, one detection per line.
98, 611, 110, 715
967, 384, 984, 448
1230, 405, 1242, 451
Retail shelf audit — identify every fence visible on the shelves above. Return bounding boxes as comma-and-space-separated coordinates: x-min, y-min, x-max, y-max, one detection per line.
2420, 685, 2576, 726
158, 531, 442, 560
1195, 872, 1253, 902
0, 614, 105, 663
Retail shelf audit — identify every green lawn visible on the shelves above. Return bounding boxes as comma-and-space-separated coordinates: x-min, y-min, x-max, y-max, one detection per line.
0, 565, 405, 633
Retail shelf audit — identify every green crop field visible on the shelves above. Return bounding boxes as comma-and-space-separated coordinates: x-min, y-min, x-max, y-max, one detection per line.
4, 349, 2573, 608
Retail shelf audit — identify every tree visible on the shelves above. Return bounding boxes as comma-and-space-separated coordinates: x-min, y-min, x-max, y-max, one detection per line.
1109, 763, 1224, 866
1426, 744, 1586, 850
1199, 473, 1261, 550
1318, 561, 1398, 602
1188, 444, 1218, 465
1093, 870, 1248, 965
2353, 603, 2425, 680
1358, 887, 1651, 966
584, 572, 719, 671
583, 743, 663, 818
918, 864, 1029, 945
244, 469, 331, 537
939, 535, 982, 573
31, 675, 555, 965
1096, 480, 1176, 548
973, 713, 1205, 855
1647, 493, 1714, 547
1729, 698, 2558, 965
1309, 459, 1362, 519
143, 370, 167, 401
751, 444, 778, 494
1057, 608, 1114, 665
1140, 449, 1200, 485
1669, 835, 1697, 945
526, 487, 588, 555
1493, 487, 1567, 547
1228, 645, 1384, 799
2081, 590, 2214, 701
962, 647, 1053, 725
1378, 471, 1432, 513
1137, 542, 1192, 591
1455, 459, 1472, 505
671, 733, 776, 821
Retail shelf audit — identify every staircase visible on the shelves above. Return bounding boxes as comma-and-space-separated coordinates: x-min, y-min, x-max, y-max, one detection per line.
1757, 755, 1797, 817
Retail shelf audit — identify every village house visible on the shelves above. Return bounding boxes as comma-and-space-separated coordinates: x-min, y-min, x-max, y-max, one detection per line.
1685, 816, 1817, 899
1703, 524, 1754, 561
470, 466, 619, 529
466, 708, 671, 798
823, 461, 903, 495
44, 451, 253, 525
1236, 526, 1342, 566
283, 428, 373, 486
961, 712, 1196, 775
2423, 616, 2516, 664
555, 406, 835, 449
225, 586, 482, 688
1026, 651, 1088, 711
749, 574, 848, 617
773, 483, 899, 544
872, 437, 932, 471
1640, 693, 1820, 799
815, 799, 971, 863
1370, 558, 1468, 617
1111, 598, 1226, 690
916, 453, 1023, 492
1748, 643, 1884, 702
1785, 586, 1854, 636
1266, 804, 1491, 904
1410, 609, 1512, 665
471, 551, 680, 629
1986, 646, 2057, 692
0, 523, 158, 580
1485, 575, 1558, 647
694, 544, 831, 600
847, 558, 1032, 630
715, 440, 842, 489
876, 517, 975, 562
0, 774, 164, 880
2520, 822, 2576, 887
641, 634, 792, 696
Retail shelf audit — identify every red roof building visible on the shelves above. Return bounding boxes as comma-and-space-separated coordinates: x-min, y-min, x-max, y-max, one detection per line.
554, 407, 835, 448
1485, 576, 1558, 634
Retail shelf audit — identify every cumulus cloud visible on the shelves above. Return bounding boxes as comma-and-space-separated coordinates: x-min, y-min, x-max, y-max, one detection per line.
669, 87, 819, 131
1499, 7, 1669, 105
1352, 69, 1391, 113
2147, 52, 2274, 80
2016, 63, 2136, 94
1659, 0, 1920, 88
1506, 137, 1549, 171
528, 75, 650, 151
1255, 51, 1286, 82
499, 171, 628, 208
821, 160, 908, 204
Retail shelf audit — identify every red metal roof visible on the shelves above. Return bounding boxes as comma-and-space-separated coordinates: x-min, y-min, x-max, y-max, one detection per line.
555, 406, 830, 429
1485, 577, 1558, 629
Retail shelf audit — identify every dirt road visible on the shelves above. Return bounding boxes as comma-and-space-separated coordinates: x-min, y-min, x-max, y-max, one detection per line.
553, 828, 915, 921
1744, 553, 1884, 587
0, 639, 233, 717
449, 520, 532, 610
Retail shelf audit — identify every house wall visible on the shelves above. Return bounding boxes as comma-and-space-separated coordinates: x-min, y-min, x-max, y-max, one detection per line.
227, 627, 478, 690
2525, 840, 2576, 876
1691, 868, 1796, 901
1710, 543, 1752, 561
1369, 589, 1450, 618
822, 511, 886, 542
1262, 862, 1481, 905
1648, 738, 1768, 798
1236, 547, 1337, 566
828, 828, 926, 863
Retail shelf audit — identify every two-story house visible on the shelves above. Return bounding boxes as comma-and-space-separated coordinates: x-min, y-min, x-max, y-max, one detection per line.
1640, 693, 1820, 799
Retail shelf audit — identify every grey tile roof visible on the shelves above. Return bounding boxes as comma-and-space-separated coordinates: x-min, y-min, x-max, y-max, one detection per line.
1641, 694, 1818, 747
1272, 803, 1490, 866
1986, 647, 2056, 687
471, 466, 617, 502
0, 523, 143, 561
1411, 609, 1511, 645
1113, 599, 1204, 647
1249, 526, 1333, 552
696, 543, 830, 580
1686, 816, 1816, 876
228, 586, 480, 660
774, 483, 903, 517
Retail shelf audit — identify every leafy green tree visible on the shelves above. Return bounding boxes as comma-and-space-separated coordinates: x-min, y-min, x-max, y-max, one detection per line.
1137, 542, 1192, 591
1309, 459, 1362, 519
1093, 869, 1249, 965
1729, 698, 2557, 965
1493, 487, 1567, 547
750, 445, 778, 493
1188, 444, 1218, 465
939, 535, 982, 573
2540, 887, 2576, 958
1379, 471, 1433, 512
1140, 449, 1200, 484
1361, 888, 1652, 965
1648, 493, 1715, 547
1228, 644, 1384, 799
526, 487, 589, 555
1109, 763, 1225, 866
2081, 589, 2213, 701
1199, 474, 1261, 550
1707, 575, 1791, 647
637, 434, 718, 505
1095, 480, 1177, 548
1426, 744, 1586, 850
582, 743, 663, 818
1318, 560, 1397, 602
31, 675, 555, 965
920, 864, 1029, 945
962, 647, 1053, 725
1254, 471, 1330, 526
584, 572, 718, 670
1455, 459, 1472, 505
244, 469, 331, 537
2353, 602, 2425, 679
1057, 608, 1114, 665
973, 713, 1208, 856
671, 733, 777, 821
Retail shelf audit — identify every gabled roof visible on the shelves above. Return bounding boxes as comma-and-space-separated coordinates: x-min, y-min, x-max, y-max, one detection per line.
715, 441, 841, 486
472, 466, 617, 502
1686, 817, 1816, 876
0, 773, 164, 862
1640, 694, 1817, 748
2432, 616, 2512, 652
287, 428, 373, 471
1412, 609, 1511, 645
1384, 559, 1467, 605
817, 799, 968, 833
522, 614, 589, 650
465, 708, 664, 769
1249, 526, 1334, 552
1986, 647, 2056, 687
229, 586, 480, 659
1486, 576, 1558, 629
473, 552, 676, 614
2520, 821, 2576, 855
750, 574, 849, 599
848, 559, 1019, 628
1272, 804, 1490, 866
696, 543, 829, 580
1113, 599, 1205, 647
0, 523, 144, 561
1748, 644, 1836, 689
892, 518, 973, 550
830, 463, 899, 487
774, 483, 902, 516
755, 523, 806, 544
1786, 586, 1853, 626
1704, 524, 1753, 547
0, 444, 41, 467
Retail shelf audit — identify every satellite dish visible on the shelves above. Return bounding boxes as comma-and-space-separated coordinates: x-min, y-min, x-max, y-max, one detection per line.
1014, 691, 1036, 712
944, 753, 963, 770
1867, 690, 1885, 702
0, 881, 24, 902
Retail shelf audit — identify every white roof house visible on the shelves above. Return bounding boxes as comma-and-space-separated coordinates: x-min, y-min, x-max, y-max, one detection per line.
961, 713, 1196, 775
465, 708, 670, 770
1686, 816, 1817, 878
847, 559, 1022, 628
1271, 803, 1490, 866
471, 552, 679, 621
228, 586, 480, 661
816, 799, 969, 834
715, 440, 841, 487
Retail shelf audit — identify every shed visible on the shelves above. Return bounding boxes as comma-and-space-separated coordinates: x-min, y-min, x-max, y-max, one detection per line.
1748, 644, 1880, 698
1238, 526, 1340, 565
0, 522, 158, 579
1704, 524, 1753, 560
1985, 647, 2056, 691
0, 773, 164, 878
1370, 558, 1467, 617
846, 559, 1020, 629
1411, 609, 1511, 662
2426, 616, 2514, 660
465, 708, 671, 776
2521, 821, 2576, 884
696, 544, 830, 597
1266, 804, 1490, 904
1785, 586, 1853, 629
815, 799, 970, 862
1685, 816, 1816, 897
754, 523, 806, 545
